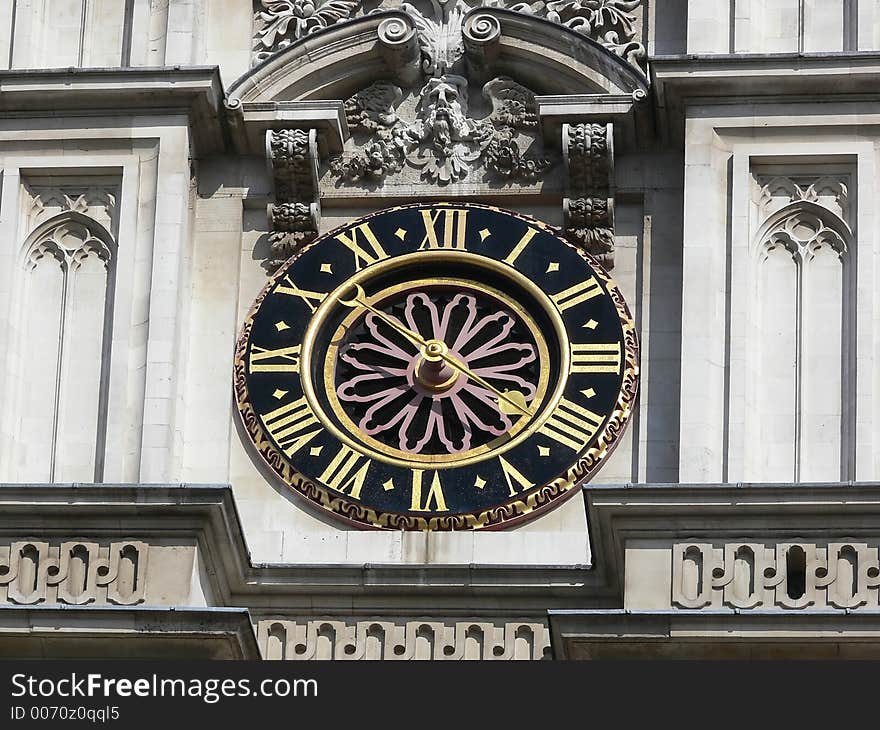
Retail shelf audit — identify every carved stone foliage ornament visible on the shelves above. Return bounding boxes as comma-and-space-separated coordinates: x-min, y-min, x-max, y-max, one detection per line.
331, 74, 552, 185
563, 122, 615, 268
235, 203, 639, 530
265, 128, 321, 272
252, 0, 645, 70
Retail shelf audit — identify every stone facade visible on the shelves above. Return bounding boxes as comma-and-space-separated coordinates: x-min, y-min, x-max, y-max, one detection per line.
0, 1, 878, 658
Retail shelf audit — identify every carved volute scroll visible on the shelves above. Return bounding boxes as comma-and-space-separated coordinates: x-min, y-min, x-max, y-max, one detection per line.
563, 122, 615, 269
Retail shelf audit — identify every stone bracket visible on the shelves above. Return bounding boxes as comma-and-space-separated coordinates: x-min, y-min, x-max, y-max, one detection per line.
265, 128, 322, 272
562, 122, 615, 269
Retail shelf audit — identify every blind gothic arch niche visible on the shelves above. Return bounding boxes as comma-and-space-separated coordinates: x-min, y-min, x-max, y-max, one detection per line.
746, 199, 854, 483
12, 211, 117, 483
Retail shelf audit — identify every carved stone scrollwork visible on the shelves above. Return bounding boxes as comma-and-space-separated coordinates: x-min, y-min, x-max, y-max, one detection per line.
251, 0, 646, 74
0, 540, 148, 606
562, 122, 615, 268
672, 542, 880, 611
265, 128, 321, 272
378, 15, 422, 86
253, 0, 361, 66
462, 11, 501, 81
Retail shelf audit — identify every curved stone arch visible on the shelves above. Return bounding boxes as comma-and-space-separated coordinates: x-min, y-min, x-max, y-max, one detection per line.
228, 9, 648, 104
752, 200, 852, 264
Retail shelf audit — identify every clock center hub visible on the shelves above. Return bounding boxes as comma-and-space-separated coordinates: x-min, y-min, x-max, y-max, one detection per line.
416, 339, 459, 392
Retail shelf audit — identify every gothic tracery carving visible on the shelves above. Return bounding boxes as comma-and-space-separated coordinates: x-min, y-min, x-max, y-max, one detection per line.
25, 219, 113, 272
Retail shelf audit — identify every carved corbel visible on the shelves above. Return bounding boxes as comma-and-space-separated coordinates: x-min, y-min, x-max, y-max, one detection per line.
266, 128, 321, 273
378, 14, 422, 87
562, 122, 615, 269
463, 11, 501, 85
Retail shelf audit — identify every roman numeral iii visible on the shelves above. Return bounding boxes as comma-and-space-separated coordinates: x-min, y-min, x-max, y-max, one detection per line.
571, 342, 621, 374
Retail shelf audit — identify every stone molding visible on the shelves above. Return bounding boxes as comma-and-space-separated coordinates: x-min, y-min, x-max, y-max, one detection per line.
0, 540, 148, 606
0, 67, 225, 155
257, 617, 551, 660
0, 606, 260, 660
549, 609, 880, 660
6, 483, 880, 626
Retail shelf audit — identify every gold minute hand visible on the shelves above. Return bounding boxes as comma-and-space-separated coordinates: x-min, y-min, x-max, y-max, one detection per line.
438, 352, 534, 418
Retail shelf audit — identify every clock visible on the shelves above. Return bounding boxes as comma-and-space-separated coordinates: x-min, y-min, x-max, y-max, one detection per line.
234, 203, 638, 530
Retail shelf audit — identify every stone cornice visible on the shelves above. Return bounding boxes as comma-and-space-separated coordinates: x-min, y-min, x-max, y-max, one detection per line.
0, 484, 606, 613
585, 482, 880, 605
651, 52, 880, 143
0, 605, 260, 659
0, 66, 226, 154
5, 482, 880, 615
549, 608, 880, 659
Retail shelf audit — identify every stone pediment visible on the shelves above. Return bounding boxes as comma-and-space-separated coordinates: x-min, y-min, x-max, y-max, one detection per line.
226, 0, 649, 271
229, 2, 648, 104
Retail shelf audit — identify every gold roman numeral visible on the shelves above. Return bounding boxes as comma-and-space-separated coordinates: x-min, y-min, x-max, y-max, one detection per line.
419, 208, 469, 250
571, 342, 621, 374
335, 222, 389, 270
249, 344, 301, 373
275, 275, 326, 313
538, 396, 604, 452
503, 227, 539, 265
261, 396, 322, 457
498, 456, 534, 497
409, 470, 449, 512
551, 277, 603, 311
319, 444, 371, 499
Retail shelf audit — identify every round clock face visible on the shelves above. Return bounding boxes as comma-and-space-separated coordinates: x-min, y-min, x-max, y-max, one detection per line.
234, 203, 638, 530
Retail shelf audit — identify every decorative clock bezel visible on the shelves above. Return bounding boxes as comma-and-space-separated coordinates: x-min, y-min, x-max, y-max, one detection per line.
234, 202, 639, 530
